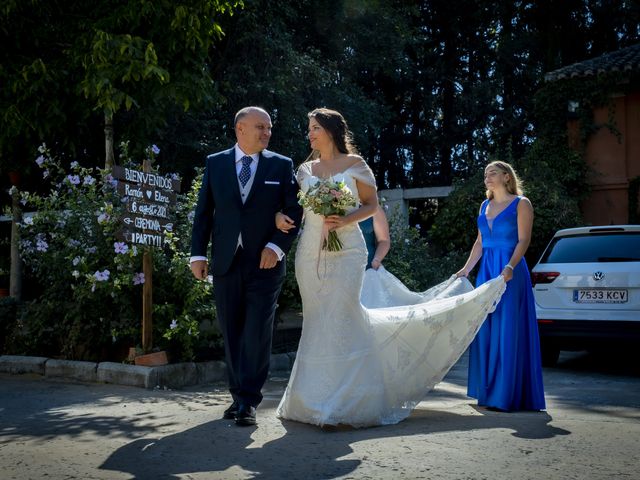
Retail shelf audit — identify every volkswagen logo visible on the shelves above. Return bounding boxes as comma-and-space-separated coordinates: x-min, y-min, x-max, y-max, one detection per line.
593, 271, 605, 281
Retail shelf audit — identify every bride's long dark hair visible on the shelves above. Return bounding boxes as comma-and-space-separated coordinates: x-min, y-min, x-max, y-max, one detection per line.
307, 108, 359, 160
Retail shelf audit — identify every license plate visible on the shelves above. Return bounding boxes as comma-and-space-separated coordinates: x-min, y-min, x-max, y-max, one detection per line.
573, 289, 628, 303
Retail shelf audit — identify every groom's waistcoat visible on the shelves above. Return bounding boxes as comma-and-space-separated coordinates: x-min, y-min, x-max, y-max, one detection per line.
190, 147, 299, 276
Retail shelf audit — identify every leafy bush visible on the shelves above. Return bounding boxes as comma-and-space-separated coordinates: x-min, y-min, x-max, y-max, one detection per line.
384, 208, 468, 291
11, 145, 221, 362
0, 296, 18, 354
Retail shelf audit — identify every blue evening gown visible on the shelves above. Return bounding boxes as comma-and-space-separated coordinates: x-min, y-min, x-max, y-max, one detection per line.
467, 196, 546, 411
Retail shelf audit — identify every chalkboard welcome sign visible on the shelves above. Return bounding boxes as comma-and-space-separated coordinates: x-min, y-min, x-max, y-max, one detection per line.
113, 165, 181, 247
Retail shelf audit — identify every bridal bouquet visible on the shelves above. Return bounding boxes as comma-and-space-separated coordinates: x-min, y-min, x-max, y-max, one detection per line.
298, 178, 357, 251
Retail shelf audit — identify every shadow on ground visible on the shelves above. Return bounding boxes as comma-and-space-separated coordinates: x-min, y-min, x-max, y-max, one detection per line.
100, 399, 568, 480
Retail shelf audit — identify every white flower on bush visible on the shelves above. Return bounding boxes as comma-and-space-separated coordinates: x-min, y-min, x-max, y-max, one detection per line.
97, 212, 110, 224
83, 175, 95, 186
36, 155, 45, 167
72, 256, 82, 266
94, 270, 110, 281
415, 224, 421, 230
70, 161, 79, 169
72, 270, 80, 279
103, 173, 118, 189
170, 319, 178, 330
23, 216, 34, 226
114, 242, 128, 254
65, 175, 81, 186
37, 143, 46, 154
21, 240, 34, 254
36, 238, 49, 252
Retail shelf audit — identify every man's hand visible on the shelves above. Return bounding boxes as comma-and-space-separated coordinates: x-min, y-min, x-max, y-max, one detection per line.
191, 260, 208, 280
260, 248, 279, 269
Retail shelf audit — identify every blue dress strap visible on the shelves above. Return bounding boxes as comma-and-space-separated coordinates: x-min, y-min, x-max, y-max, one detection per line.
480, 199, 489, 215
512, 195, 522, 211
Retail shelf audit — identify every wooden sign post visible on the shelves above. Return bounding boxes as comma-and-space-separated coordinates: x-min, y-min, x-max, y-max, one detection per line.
112, 161, 180, 361
141, 159, 153, 353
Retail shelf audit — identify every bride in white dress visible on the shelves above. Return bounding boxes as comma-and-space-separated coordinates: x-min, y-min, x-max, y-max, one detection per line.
276, 108, 505, 427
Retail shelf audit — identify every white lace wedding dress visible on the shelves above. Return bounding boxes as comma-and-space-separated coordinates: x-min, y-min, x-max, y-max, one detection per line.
276, 161, 506, 427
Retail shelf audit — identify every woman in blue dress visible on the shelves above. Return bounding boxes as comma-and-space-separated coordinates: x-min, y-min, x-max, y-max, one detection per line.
456, 161, 546, 411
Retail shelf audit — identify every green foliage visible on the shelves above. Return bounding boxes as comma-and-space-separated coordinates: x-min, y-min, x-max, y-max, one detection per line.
429, 173, 486, 253
384, 211, 468, 291
0, 297, 18, 354
515, 140, 586, 261
0, 0, 241, 176
11, 146, 220, 362
428, 60, 640, 266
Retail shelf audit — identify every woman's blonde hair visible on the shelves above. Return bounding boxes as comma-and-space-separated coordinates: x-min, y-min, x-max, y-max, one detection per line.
485, 160, 524, 199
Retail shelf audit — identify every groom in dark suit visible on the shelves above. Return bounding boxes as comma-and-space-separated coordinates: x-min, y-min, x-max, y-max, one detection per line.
190, 106, 303, 426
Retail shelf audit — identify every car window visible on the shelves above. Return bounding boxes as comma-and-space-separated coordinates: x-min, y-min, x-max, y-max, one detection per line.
540, 233, 640, 263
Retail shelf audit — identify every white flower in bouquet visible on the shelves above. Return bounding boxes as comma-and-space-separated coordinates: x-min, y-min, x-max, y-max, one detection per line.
298, 178, 357, 251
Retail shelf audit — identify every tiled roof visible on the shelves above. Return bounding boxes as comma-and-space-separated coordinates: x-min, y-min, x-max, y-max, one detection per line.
545, 43, 640, 81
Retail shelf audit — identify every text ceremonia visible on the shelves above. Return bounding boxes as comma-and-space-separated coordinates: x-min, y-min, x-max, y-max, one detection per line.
113, 165, 181, 248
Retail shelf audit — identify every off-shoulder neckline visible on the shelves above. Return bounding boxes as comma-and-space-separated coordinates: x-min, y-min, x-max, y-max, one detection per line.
306, 159, 362, 179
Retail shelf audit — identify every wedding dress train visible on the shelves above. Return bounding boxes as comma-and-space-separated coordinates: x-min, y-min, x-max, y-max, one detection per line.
276, 161, 505, 427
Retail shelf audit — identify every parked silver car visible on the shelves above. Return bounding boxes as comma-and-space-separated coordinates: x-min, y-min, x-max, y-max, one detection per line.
531, 225, 640, 366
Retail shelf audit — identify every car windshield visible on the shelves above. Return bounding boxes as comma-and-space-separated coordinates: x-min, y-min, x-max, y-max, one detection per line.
540, 232, 640, 263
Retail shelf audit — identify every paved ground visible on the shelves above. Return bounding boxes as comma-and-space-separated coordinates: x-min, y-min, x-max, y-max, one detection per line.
1, 349, 639, 480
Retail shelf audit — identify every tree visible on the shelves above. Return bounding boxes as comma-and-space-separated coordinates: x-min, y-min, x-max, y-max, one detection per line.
0, 0, 241, 174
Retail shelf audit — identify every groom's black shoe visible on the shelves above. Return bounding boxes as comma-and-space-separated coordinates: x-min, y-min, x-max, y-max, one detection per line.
235, 404, 257, 426
223, 401, 239, 419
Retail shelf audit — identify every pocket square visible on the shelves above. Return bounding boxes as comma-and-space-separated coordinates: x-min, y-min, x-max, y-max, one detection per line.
264, 180, 280, 185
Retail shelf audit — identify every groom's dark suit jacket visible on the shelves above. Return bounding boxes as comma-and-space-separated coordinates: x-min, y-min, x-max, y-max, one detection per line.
190, 147, 302, 276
